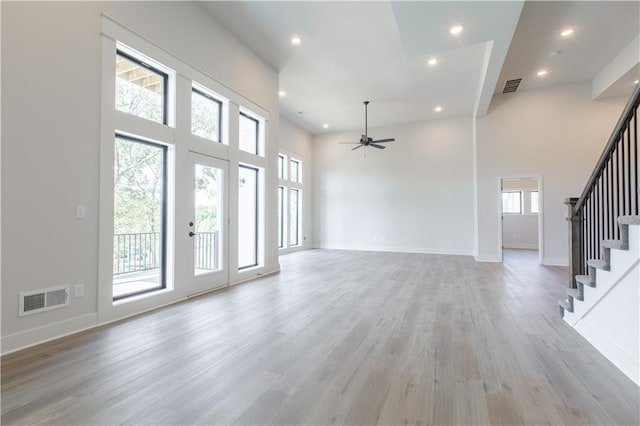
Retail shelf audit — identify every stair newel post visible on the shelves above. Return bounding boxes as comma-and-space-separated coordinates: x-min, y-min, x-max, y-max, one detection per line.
565, 197, 580, 289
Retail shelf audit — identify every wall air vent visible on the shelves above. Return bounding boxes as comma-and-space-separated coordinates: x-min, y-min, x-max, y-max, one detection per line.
502, 78, 522, 93
19, 286, 69, 316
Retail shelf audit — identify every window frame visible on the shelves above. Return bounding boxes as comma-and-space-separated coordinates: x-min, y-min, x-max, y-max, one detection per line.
530, 191, 539, 214
239, 111, 260, 155
278, 186, 285, 249
191, 87, 223, 143
289, 158, 301, 183
502, 190, 523, 215
115, 49, 169, 125
238, 164, 259, 270
112, 133, 168, 301
289, 188, 300, 246
278, 154, 286, 180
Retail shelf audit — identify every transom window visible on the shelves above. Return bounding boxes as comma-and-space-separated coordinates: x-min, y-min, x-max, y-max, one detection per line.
115, 51, 167, 124
191, 87, 222, 142
290, 158, 301, 183
239, 112, 259, 155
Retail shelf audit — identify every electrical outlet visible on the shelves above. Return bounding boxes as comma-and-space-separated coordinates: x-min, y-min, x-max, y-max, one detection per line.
76, 205, 86, 219
74, 284, 84, 298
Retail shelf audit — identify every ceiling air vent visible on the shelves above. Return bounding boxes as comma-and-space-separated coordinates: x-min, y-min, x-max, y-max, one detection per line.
19, 285, 69, 316
502, 78, 522, 93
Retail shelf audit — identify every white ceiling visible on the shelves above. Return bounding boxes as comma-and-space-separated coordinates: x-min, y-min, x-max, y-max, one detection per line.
496, 1, 639, 96
198, 1, 639, 135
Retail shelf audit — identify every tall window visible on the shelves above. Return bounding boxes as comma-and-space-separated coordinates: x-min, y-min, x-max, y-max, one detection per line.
115, 51, 167, 124
113, 136, 167, 300
238, 165, 258, 269
191, 88, 222, 142
279, 153, 303, 250
239, 112, 259, 155
502, 191, 522, 214
531, 191, 539, 213
289, 189, 300, 246
278, 186, 284, 249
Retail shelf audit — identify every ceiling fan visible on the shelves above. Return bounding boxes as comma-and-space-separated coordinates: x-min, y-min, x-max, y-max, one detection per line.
339, 101, 395, 151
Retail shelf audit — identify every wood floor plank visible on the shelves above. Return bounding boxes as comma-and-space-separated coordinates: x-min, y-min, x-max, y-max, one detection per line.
1, 249, 638, 425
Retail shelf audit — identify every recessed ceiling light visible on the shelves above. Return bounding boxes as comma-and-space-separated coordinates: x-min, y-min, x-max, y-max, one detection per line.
634, 79, 639, 85
427, 57, 438, 66
560, 28, 575, 37
278, 91, 286, 97
537, 69, 548, 77
323, 123, 329, 128
291, 36, 302, 45
449, 24, 464, 35
434, 106, 443, 112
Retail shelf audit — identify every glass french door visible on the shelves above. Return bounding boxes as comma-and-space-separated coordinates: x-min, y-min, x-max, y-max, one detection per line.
184, 153, 229, 291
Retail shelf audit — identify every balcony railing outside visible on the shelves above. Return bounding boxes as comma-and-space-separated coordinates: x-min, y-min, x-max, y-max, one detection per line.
113, 231, 219, 275
114, 232, 160, 275
194, 231, 219, 272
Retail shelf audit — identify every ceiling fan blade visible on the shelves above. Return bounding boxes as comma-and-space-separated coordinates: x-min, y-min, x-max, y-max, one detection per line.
351, 144, 363, 151
369, 144, 386, 149
371, 138, 395, 143
338, 142, 360, 144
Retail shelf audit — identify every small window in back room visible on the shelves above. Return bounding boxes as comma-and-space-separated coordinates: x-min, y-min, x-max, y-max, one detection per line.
115, 51, 167, 124
531, 191, 539, 213
502, 191, 522, 214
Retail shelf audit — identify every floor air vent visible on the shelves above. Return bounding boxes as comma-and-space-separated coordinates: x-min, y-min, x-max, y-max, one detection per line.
502, 78, 522, 93
19, 286, 69, 316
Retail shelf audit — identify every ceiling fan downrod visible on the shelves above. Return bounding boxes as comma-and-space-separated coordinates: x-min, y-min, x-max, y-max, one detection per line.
364, 100, 369, 139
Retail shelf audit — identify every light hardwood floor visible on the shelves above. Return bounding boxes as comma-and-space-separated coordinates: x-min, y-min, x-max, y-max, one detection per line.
2, 249, 638, 425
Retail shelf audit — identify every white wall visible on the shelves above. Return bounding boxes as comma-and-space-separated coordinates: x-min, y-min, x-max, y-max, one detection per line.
476, 83, 627, 264
313, 116, 474, 255
502, 215, 538, 249
1, 2, 278, 352
278, 118, 313, 253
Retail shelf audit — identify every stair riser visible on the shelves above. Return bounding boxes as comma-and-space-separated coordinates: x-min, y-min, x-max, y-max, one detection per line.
567, 225, 640, 325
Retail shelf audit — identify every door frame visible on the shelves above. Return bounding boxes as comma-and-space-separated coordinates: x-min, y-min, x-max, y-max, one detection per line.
177, 152, 230, 296
498, 175, 544, 264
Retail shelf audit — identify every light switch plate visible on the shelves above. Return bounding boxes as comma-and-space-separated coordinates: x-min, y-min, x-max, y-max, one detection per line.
76, 205, 86, 219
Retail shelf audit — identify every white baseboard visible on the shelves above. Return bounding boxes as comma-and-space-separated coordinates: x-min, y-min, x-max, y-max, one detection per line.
278, 245, 313, 256
475, 255, 502, 262
1, 313, 98, 355
317, 244, 474, 256
503, 243, 538, 249
2, 266, 282, 356
542, 257, 568, 266
574, 319, 639, 386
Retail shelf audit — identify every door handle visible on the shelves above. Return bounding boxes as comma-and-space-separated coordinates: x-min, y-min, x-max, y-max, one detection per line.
189, 231, 196, 237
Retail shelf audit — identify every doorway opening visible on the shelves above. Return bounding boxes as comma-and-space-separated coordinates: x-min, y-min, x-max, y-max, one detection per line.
500, 177, 543, 264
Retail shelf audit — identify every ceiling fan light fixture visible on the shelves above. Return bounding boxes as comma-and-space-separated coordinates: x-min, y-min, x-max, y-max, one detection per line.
449, 24, 464, 35
560, 28, 575, 37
